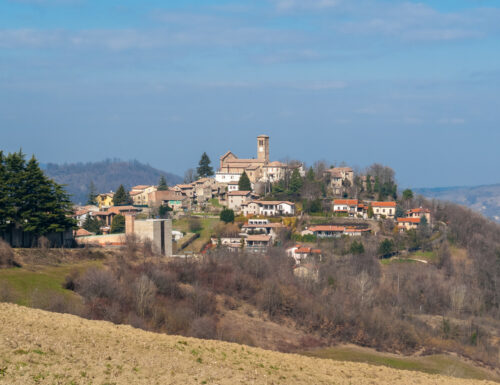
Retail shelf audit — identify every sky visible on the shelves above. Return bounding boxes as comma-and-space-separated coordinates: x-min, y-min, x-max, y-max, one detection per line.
1, 0, 499, 188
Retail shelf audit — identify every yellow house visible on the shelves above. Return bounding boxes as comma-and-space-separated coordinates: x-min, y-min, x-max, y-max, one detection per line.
95, 193, 114, 209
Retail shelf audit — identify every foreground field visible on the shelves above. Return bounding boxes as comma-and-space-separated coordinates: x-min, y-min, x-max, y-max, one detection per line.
0, 303, 497, 385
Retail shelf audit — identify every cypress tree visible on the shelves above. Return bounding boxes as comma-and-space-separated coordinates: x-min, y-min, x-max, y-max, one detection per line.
87, 181, 98, 205
113, 184, 132, 206
238, 171, 251, 191
158, 175, 168, 191
4, 150, 26, 229
197, 152, 214, 178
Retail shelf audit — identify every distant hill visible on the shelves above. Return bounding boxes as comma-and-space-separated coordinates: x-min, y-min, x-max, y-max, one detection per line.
43, 159, 183, 204
414, 184, 500, 223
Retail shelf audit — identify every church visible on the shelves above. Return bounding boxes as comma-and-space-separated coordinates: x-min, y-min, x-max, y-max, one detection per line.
216, 135, 288, 184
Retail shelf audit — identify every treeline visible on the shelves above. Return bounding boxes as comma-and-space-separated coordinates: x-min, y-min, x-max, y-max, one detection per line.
45, 159, 182, 204
0, 151, 74, 236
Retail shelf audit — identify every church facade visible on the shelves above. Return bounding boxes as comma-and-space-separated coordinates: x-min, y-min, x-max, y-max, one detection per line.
216, 135, 287, 184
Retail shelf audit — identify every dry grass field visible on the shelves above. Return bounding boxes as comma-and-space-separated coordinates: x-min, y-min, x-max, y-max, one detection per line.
0, 303, 497, 385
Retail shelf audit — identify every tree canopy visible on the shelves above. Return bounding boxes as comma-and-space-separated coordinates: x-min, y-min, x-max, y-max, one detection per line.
220, 208, 235, 224
197, 152, 214, 178
0, 150, 74, 235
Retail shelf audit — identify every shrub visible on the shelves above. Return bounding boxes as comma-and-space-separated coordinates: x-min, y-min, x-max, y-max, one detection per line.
110, 214, 125, 233
76, 267, 119, 300
0, 239, 15, 267
220, 208, 235, 223
189, 316, 218, 339
188, 217, 202, 233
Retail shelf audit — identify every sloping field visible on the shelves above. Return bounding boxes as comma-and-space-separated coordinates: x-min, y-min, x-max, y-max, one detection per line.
0, 303, 496, 385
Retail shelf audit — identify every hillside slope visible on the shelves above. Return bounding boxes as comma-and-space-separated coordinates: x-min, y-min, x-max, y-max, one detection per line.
0, 303, 495, 385
414, 184, 500, 223
43, 159, 183, 204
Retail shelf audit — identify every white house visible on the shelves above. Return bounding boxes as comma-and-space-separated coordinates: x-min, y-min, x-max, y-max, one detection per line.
215, 172, 241, 183
370, 201, 397, 219
242, 201, 295, 216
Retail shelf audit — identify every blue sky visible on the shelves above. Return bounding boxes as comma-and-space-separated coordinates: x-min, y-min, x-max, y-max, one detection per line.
1, 0, 500, 188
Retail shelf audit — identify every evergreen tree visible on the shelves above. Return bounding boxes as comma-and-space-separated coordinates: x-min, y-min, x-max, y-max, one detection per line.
350, 240, 365, 255
4, 150, 27, 229
378, 239, 394, 258
113, 184, 132, 206
197, 152, 214, 178
110, 214, 125, 233
82, 215, 102, 234
87, 181, 98, 205
158, 176, 168, 191
238, 171, 251, 191
306, 167, 315, 182
290, 168, 303, 193
0, 152, 8, 231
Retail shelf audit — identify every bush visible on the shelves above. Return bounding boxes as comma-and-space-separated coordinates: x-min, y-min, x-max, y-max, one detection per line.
0, 239, 15, 267
220, 208, 235, 223
189, 316, 218, 339
76, 267, 119, 300
110, 214, 125, 233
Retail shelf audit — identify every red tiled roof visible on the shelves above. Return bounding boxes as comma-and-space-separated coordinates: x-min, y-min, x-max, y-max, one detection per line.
397, 217, 421, 223
334, 199, 358, 206
407, 208, 430, 214
249, 200, 295, 206
75, 228, 94, 237
371, 201, 397, 207
242, 223, 286, 229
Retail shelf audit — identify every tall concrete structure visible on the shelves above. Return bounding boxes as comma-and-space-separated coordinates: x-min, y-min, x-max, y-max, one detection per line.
125, 215, 172, 257
257, 134, 269, 162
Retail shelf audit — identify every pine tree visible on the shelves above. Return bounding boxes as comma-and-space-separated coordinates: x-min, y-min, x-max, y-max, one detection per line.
82, 214, 102, 234
113, 184, 132, 206
87, 181, 98, 205
220, 208, 235, 223
4, 150, 27, 229
290, 168, 303, 193
306, 167, 315, 182
238, 171, 251, 191
158, 175, 168, 191
197, 152, 214, 178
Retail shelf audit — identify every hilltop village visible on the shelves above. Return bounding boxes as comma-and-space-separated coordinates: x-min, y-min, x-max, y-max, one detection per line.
72, 135, 432, 269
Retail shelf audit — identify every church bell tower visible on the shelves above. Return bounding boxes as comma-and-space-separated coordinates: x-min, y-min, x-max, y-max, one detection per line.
257, 135, 269, 163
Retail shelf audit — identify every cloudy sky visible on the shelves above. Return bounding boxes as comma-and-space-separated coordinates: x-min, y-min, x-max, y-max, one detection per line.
1, 0, 499, 188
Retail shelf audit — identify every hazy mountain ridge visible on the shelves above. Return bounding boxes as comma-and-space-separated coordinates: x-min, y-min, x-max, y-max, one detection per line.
414, 184, 500, 223
43, 159, 182, 204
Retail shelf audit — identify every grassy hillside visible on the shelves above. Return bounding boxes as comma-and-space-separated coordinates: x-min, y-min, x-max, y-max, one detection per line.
0, 303, 497, 385
43, 159, 183, 204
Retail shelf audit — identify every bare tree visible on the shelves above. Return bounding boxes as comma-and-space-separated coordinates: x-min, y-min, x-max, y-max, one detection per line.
134, 274, 157, 317
184, 168, 197, 183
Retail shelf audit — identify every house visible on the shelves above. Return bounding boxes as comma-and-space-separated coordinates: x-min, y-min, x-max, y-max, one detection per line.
370, 201, 396, 219
245, 234, 272, 249
148, 190, 186, 210
343, 227, 371, 236
324, 167, 354, 196
261, 161, 287, 183
93, 205, 141, 226
95, 192, 114, 209
308, 225, 345, 238
406, 207, 431, 223
130, 185, 157, 206
227, 181, 239, 192
333, 199, 359, 216
193, 177, 217, 203
287, 245, 322, 265
215, 172, 241, 184
242, 201, 295, 216
173, 184, 196, 199
241, 221, 286, 241
73, 205, 99, 227
227, 190, 252, 212
397, 217, 421, 232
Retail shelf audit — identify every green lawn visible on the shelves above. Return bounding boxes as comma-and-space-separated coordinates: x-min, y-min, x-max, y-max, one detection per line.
0, 261, 101, 306
172, 217, 220, 252
302, 346, 499, 382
